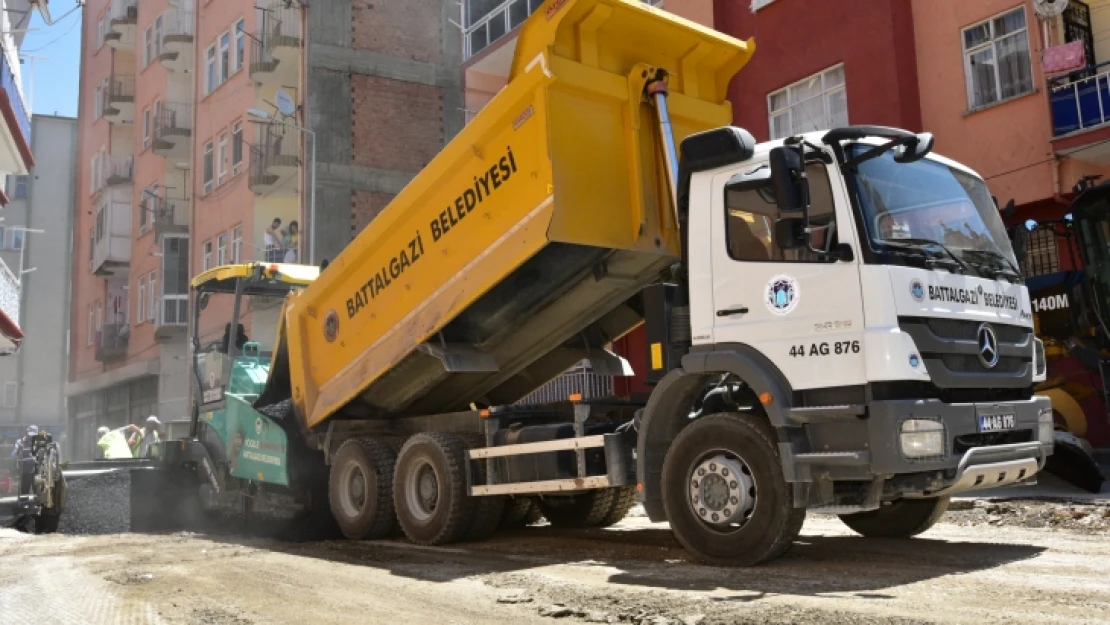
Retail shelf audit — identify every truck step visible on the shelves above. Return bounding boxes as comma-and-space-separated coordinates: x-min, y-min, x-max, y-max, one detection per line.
808, 504, 880, 515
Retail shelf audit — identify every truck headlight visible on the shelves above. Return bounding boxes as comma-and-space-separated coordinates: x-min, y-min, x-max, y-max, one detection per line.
1038, 408, 1055, 447
900, 419, 946, 459
1033, 338, 1046, 381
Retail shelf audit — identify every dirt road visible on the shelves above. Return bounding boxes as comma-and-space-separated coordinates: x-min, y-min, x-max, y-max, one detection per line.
1, 508, 1108, 625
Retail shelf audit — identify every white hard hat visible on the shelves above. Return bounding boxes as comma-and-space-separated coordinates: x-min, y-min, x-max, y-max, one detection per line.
146, 415, 161, 425
97, 426, 110, 435
26, 425, 39, 435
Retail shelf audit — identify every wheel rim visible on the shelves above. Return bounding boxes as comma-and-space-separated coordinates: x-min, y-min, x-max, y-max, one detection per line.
338, 463, 368, 519
686, 450, 757, 533
404, 457, 440, 522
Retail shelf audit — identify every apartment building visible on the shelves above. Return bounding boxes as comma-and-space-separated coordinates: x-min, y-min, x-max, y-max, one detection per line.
0, 116, 76, 433
0, 0, 38, 360
68, 0, 463, 455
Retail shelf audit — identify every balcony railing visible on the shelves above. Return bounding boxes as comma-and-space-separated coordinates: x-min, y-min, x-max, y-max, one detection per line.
517, 360, 614, 405
0, 259, 19, 329
143, 194, 190, 238
155, 294, 189, 340
248, 124, 299, 195
95, 323, 129, 362
153, 102, 192, 159
250, 3, 301, 86
92, 200, 132, 276
93, 155, 133, 194
1050, 62, 1110, 137
159, 9, 195, 73
463, 0, 543, 61
0, 46, 30, 157
102, 75, 135, 124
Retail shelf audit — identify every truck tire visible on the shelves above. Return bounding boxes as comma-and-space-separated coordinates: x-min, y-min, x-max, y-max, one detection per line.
596, 486, 636, 528
459, 434, 505, 542
499, 497, 541, 529
393, 432, 478, 545
536, 489, 617, 528
838, 496, 950, 538
661, 412, 804, 567
328, 438, 397, 540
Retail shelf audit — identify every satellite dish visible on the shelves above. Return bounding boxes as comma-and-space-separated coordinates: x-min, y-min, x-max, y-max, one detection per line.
1033, 0, 1069, 18
275, 90, 296, 117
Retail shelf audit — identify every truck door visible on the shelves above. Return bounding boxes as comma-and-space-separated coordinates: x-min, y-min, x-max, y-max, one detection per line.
708, 158, 868, 391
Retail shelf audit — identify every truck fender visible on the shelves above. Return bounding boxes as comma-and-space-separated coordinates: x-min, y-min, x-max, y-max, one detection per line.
635, 346, 794, 523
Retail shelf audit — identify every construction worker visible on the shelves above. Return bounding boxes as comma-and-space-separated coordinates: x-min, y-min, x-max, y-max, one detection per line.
127, 416, 163, 458
10, 425, 39, 495
94, 426, 110, 460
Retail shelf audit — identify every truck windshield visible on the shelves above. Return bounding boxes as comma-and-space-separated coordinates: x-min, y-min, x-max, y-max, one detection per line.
844, 144, 1019, 275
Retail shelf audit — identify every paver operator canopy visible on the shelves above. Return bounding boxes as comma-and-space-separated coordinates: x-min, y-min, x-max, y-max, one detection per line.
257, 0, 755, 431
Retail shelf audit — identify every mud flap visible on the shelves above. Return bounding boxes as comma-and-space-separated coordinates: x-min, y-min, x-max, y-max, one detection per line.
1045, 432, 1105, 494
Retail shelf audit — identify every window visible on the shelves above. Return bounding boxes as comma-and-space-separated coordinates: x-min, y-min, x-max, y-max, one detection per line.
143, 108, 152, 149
144, 25, 155, 66
154, 15, 164, 58
724, 163, 837, 263
11, 176, 28, 199
98, 12, 108, 48
235, 19, 246, 72
232, 121, 243, 174
90, 153, 100, 194
94, 79, 105, 120
10, 229, 23, 251
205, 44, 217, 95
232, 225, 243, 263
1020, 227, 1059, 278
148, 271, 157, 322
217, 132, 229, 185
137, 275, 146, 324
162, 237, 190, 325
203, 141, 214, 194
96, 300, 103, 330
219, 31, 231, 84
87, 304, 95, 345
217, 233, 228, 266
768, 65, 847, 140
203, 239, 213, 270
962, 6, 1033, 110
0, 226, 6, 249
3, 382, 16, 409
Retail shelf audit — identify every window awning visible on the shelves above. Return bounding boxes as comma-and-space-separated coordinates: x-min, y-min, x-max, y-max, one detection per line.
0, 306, 24, 352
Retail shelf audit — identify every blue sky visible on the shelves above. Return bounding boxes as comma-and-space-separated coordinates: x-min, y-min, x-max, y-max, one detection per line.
18, 4, 82, 118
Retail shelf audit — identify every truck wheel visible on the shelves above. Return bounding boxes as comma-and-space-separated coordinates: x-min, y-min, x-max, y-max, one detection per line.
328, 438, 397, 540
596, 487, 636, 528
661, 412, 804, 567
459, 434, 505, 542
499, 497, 540, 529
393, 432, 477, 545
536, 489, 617, 528
838, 496, 950, 538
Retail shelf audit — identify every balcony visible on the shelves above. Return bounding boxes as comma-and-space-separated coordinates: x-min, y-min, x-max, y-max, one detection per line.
250, 3, 301, 86
102, 75, 136, 125
0, 40, 32, 174
154, 294, 188, 341
248, 123, 299, 196
153, 103, 192, 159
143, 194, 190, 239
159, 9, 195, 74
105, 0, 138, 51
463, 0, 543, 62
92, 200, 132, 277
92, 155, 134, 195
95, 323, 129, 363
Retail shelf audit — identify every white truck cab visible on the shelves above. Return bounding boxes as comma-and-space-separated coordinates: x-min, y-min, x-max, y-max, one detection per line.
636, 125, 1053, 564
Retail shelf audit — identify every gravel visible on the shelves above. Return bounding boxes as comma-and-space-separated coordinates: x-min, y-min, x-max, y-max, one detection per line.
57, 470, 131, 535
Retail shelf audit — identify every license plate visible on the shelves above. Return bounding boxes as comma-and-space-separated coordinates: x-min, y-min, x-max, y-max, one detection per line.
978, 414, 1015, 433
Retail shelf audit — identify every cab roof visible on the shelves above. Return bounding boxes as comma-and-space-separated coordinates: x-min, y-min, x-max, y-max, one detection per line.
191, 262, 319, 295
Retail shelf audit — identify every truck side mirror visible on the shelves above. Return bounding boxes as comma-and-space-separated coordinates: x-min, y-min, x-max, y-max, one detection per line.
774, 217, 806, 249
769, 145, 808, 212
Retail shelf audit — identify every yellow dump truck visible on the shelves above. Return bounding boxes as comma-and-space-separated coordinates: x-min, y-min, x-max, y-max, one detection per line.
136, 0, 1054, 566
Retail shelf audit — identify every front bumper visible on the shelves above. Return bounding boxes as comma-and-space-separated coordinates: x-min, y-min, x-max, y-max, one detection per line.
793, 395, 1052, 497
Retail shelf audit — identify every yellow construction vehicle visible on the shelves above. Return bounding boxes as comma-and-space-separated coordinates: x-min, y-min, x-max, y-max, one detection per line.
135, 0, 1056, 566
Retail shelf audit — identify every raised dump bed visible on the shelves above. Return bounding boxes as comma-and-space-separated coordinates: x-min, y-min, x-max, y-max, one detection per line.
278, 0, 753, 428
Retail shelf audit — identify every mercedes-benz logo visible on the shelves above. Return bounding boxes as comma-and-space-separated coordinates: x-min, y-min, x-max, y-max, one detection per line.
977, 323, 999, 369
